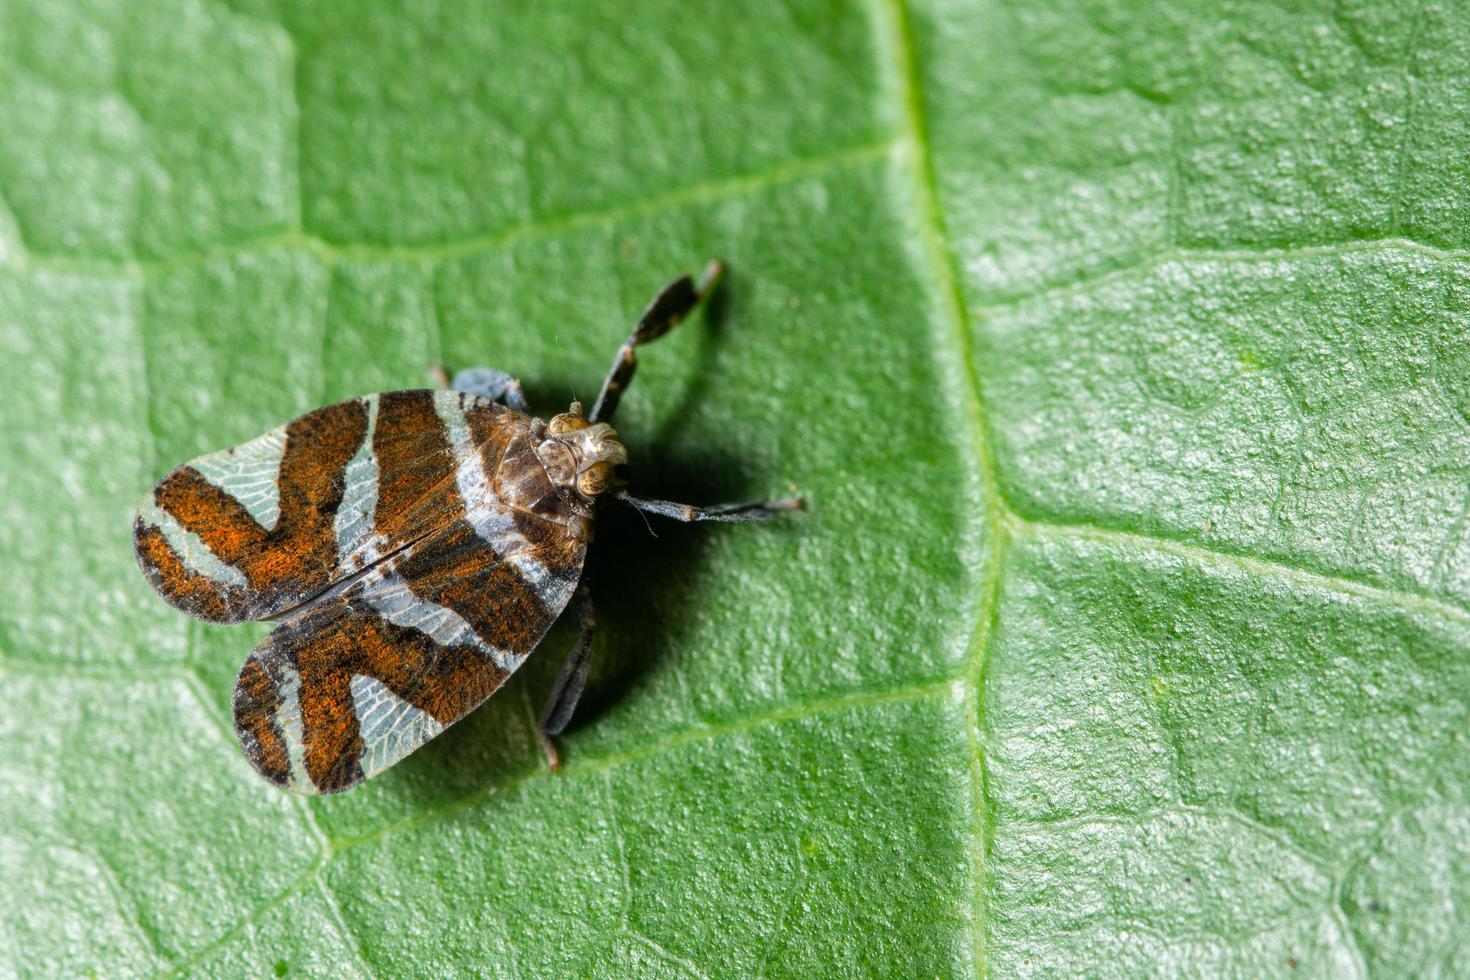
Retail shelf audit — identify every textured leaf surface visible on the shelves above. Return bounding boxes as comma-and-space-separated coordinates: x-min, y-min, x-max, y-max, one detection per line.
1, 0, 1467, 975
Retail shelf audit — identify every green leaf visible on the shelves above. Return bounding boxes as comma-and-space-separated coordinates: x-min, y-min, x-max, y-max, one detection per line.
1, 0, 1466, 975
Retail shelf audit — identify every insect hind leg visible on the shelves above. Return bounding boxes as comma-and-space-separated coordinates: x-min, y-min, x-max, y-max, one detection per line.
536, 584, 597, 773
588, 260, 724, 424
443, 367, 531, 413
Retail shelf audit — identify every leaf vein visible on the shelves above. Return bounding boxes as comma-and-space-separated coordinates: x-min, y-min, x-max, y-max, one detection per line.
8, 140, 899, 281
1014, 515, 1470, 629
971, 237, 1470, 315
328, 678, 955, 854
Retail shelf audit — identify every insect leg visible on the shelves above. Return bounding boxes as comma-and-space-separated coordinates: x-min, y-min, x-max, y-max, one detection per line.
612, 490, 804, 523
447, 367, 531, 413
588, 260, 725, 424
535, 584, 597, 773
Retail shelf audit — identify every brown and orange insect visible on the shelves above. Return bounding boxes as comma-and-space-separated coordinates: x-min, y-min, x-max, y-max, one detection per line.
134, 263, 799, 794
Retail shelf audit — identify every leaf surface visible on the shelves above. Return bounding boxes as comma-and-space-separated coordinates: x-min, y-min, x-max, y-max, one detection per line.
1, 0, 1467, 975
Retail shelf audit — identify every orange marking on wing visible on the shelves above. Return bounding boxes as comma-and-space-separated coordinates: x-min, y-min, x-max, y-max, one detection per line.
347, 610, 509, 724
155, 399, 369, 605
268, 399, 373, 586
153, 468, 268, 568
133, 519, 248, 622
263, 600, 512, 792
394, 521, 554, 653
373, 390, 461, 549
233, 656, 291, 786
294, 630, 363, 793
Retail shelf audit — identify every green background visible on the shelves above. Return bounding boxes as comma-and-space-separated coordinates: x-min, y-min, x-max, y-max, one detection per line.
2, 0, 1468, 975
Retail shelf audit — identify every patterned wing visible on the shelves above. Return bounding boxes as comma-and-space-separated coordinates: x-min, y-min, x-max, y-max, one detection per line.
134, 389, 520, 623
232, 506, 586, 794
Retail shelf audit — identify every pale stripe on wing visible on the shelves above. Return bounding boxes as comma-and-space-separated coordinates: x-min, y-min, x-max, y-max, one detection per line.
333, 395, 383, 574
435, 390, 571, 607
273, 660, 317, 794
137, 496, 250, 590
189, 425, 289, 532
350, 673, 446, 779
355, 563, 526, 673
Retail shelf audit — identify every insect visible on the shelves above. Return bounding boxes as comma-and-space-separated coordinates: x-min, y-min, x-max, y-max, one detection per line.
133, 262, 800, 794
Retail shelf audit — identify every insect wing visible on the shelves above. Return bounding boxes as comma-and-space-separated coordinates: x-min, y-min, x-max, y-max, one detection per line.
232, 500, 586, 794
133, 389, 510, 623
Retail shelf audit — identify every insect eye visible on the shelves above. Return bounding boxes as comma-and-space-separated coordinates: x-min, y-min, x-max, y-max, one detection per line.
577, 462, 616, 498
548, 412, 590, 435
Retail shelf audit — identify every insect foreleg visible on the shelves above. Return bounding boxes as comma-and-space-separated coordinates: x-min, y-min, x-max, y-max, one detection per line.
535, 584, 597, 772
612, 490, 804, 523
588, 260, 725, 424
438, 366, 532, 413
